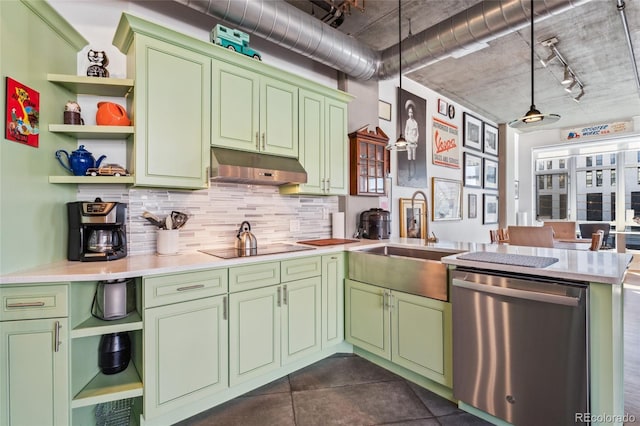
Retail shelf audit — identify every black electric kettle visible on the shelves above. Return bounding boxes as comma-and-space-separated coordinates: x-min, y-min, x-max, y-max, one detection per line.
235, 221, 257, 255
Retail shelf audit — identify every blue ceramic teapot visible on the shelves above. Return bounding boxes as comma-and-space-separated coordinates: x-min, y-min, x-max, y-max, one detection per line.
55, 145, 106, 176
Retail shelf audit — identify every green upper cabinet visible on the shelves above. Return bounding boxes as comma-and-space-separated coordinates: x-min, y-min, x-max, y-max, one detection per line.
212, 60, 298, 157
128, 35, 211, 189
281, 90, 349, 195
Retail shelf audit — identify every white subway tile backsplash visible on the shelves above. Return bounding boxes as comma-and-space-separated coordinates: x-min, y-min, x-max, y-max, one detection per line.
77, 181, 336, 255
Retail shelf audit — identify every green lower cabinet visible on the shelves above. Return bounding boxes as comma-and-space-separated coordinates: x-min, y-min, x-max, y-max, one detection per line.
391, 291, 452, 386
322, 254, 345, 348
229, 277, 321, 386
143, 295, 228, 419
345, 279, 390, 359
0, 318, 69, 426
345, 279, 452, 386
281, 277, 322, 365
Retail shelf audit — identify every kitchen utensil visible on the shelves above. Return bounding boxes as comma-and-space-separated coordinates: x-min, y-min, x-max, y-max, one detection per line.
55, 145, 106, 176
96, 102, 131, 126
142, 211, 165, 228
165, 215, 173, 230
235, 221, 257, 253
92, 279, 136, 320
358, 208, 391, 239
98, 332, 131, 375
171, 211, 189, 229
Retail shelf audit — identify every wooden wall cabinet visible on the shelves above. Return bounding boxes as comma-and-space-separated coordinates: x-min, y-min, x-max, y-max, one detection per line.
349, 127, 389, 196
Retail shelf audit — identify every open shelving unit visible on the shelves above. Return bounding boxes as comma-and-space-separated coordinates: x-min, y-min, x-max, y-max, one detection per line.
69, 280, 144, 416
47, 74, 135, 185
47, 74, 134, 97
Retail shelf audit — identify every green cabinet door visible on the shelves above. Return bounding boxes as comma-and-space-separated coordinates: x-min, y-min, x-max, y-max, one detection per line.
281, 90, 348, 195
325, 97, 349, 195
0, 318, 69, 426
391, 291, 452, 386
281, 277, 321, 365
229, 286, 280, 386
144, 295, 228, 419
295, 89, 324, 194
212, 60, 260, 152
133, 34, 211, 189
260, 76, 298, 157
322, 253, 345, 348
345, 279, 390, 359
212, 61, 298, 157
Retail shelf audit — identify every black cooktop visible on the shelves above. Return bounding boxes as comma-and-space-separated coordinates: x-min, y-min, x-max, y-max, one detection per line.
199, 243, 315, 259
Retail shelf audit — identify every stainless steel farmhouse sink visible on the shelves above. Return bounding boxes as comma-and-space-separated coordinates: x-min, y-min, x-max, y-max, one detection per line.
349, 245, 453, 301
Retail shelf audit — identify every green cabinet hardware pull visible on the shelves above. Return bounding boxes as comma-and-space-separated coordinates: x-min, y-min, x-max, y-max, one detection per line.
177, 284, 205, 292
7, 301, 46, 308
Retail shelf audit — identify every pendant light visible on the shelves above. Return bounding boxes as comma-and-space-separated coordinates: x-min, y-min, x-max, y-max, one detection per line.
386, 0, 407, 151
509, 0, 560, 128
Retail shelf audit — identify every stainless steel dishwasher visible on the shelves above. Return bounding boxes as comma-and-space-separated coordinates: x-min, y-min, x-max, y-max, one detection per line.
451, 268, 589, 426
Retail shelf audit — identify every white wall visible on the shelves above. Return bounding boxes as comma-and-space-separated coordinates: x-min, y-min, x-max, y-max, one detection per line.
378, 78, 498, 243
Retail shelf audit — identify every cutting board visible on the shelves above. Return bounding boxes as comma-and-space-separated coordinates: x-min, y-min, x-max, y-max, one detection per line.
297, 238, 359, 246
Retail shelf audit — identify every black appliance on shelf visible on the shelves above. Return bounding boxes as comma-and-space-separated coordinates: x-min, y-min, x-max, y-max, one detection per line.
358, 208, 391, 240
98, 332, 131, 375
67, 197, 127, 261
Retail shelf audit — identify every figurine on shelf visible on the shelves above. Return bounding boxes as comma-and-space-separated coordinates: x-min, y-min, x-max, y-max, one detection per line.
63, 101, 84, 125
86, 49, 109, 77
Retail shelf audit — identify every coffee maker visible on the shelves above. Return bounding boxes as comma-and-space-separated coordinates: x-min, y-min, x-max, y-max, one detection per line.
67, 198, 127, 261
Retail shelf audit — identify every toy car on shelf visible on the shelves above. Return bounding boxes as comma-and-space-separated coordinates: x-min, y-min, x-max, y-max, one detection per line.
210, 24, 262, 61
85, 164, 129, 177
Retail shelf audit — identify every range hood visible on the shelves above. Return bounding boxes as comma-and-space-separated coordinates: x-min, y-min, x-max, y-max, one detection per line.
210, 147, 307, 186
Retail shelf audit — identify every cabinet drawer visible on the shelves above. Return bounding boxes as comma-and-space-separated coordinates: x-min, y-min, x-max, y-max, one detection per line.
144, 268, 228, 308
281, 256, 321, 282
0, 284, 68, 321
229, 262, 280, 292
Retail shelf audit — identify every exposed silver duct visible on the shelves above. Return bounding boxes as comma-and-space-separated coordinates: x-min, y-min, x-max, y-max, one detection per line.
174, 0, 590, 80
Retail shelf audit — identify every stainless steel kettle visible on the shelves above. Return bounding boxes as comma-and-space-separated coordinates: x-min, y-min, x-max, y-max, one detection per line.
235, 221, 257, 255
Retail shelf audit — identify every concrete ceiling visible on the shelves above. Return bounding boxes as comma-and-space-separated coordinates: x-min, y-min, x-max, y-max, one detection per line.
287, 0, 640, 132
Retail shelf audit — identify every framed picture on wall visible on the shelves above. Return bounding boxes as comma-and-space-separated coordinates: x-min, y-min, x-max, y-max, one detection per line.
483, 157, 498, 190
378, 100, 391, 121
468, 193, 477, 219
483, 122, 498, 156
432, 177, 463, 221
463, 152, 482, 188
438, 99, 448, 116
463, 112, 482, 151
399, 198, 426, 239
483, 193, 498, 224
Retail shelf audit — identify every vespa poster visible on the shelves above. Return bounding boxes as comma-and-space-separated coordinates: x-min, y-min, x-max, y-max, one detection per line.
432, 117, 459, 168
5, 77, 39, 147
396, 87, 427, 187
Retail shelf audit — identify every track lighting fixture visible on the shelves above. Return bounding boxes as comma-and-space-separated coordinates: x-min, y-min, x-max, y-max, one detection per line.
561, 66, 573, 85
540, 52, 557, 67
539, 37, 586, 103
564, 80, 577, 93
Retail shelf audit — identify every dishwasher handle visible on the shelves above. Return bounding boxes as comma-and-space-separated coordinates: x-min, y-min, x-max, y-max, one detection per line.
452, 279, 581, 307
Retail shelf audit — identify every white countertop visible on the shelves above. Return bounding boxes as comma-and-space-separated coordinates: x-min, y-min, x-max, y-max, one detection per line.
0, 240, 378, 284
0, 237, 631, 285
441, 243, 632, 285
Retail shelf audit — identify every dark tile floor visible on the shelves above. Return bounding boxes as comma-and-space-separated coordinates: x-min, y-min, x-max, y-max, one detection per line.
178, 285, 640, 426
176, 354, 491, 426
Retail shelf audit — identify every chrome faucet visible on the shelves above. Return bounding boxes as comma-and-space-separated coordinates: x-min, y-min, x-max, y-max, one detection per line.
411, 190, 438, 243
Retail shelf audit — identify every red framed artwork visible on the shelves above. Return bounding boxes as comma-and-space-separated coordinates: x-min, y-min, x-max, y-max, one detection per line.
5, 77, 40, 147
